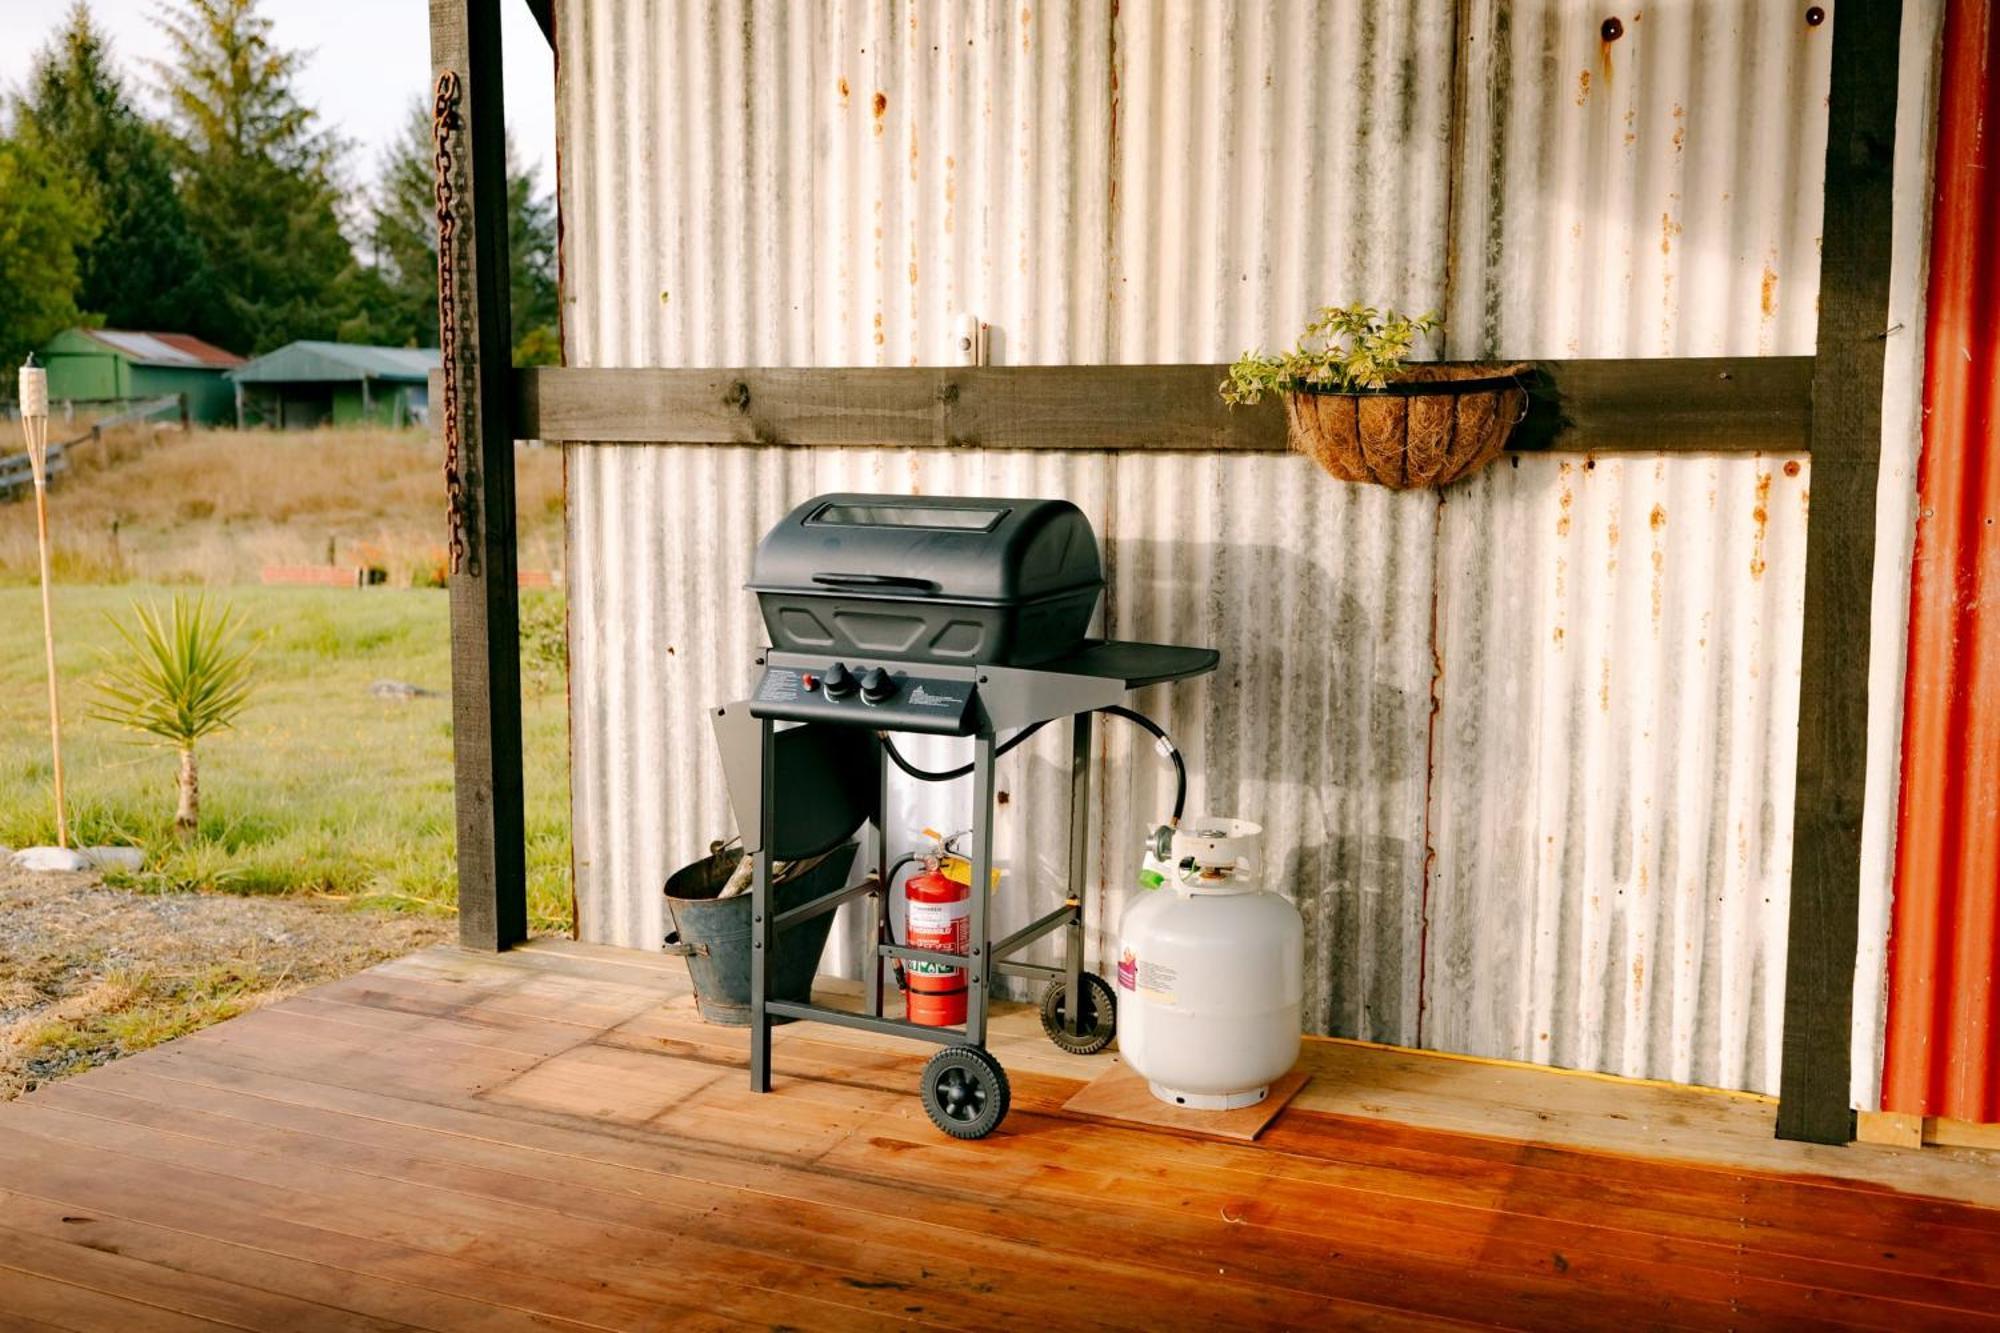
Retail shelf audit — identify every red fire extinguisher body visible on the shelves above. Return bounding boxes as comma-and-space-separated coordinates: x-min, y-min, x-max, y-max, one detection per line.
904, 868, 968, 1026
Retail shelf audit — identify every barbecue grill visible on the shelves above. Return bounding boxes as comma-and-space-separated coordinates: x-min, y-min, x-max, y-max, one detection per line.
712, 492, 1218, 1138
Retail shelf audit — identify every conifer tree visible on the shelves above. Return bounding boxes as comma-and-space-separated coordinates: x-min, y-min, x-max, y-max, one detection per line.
0, 131, 97, 372
364, 97, 560, 363
17, 3, 218, 342
150, 0, 354, 353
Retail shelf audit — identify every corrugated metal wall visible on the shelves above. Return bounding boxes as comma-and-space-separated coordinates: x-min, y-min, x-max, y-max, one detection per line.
554, 1, 1936, 1095
1884, 0, 1998, 1125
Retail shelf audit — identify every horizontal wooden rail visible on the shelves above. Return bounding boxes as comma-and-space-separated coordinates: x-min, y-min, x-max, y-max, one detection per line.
513, 358, 1814, 455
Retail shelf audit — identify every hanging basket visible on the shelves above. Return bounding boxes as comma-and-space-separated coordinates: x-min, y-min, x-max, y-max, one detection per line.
1282, 364, 1532, 490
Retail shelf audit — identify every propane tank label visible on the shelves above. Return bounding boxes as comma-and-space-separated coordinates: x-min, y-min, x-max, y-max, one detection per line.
1137, 959, 1178, 1006
1116, 950, 1176, 1005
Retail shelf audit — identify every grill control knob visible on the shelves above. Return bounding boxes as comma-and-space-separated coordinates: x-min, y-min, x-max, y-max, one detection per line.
822, 663, 856, 699
859, 667, 896, 704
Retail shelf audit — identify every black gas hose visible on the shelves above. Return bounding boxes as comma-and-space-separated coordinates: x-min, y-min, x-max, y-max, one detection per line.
878, 721, 1049, 782
879, 705, 1187, 824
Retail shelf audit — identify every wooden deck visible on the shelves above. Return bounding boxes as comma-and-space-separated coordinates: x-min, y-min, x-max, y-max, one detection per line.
2, 940, 1996, 1331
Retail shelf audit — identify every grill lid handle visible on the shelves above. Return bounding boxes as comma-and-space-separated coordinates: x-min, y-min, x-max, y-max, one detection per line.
811, 572, 940, 594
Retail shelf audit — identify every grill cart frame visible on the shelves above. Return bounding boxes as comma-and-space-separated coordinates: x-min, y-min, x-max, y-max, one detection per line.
713, 643, 1216, 1138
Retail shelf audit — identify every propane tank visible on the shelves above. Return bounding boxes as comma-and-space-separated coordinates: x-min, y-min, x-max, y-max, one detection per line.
1116, 818, 1303, 1110
902, 847, 969, 1027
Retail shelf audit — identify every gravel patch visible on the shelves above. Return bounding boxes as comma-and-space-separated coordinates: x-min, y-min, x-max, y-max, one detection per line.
1, 865, 450, 1098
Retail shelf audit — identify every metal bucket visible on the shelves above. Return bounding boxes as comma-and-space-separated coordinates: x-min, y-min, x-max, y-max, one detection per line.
663, 841, 858, 1025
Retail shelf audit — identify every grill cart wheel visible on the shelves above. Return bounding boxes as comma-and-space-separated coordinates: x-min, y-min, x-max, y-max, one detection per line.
920, 1045, 1010, 1139
1040, 972, 1117, 1055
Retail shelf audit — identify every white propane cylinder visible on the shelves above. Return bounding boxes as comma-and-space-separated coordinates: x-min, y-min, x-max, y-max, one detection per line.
1116, 818, 1303, 1110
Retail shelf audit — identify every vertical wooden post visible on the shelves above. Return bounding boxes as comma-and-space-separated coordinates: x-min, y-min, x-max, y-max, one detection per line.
1777, 0, 1905, 1144
432, 0, 526, 951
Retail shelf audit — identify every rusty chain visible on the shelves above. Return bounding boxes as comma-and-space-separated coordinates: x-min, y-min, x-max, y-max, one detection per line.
432, 69, 478, 577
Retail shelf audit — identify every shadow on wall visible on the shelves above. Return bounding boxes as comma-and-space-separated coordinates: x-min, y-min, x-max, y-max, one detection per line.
1103, 534, 1433, 1045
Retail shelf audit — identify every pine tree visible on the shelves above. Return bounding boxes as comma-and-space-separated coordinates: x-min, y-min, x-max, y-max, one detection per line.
150, 0, 355, 354
359, 100, 441, 348
506, 154, 560, 366
16, 3, 219, 342
364, 97, 561, 364
0, 130, 98, 373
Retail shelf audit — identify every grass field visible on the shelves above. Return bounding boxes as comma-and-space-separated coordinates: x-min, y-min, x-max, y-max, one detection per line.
0, 425, 564, 587
0, 585, 572, 934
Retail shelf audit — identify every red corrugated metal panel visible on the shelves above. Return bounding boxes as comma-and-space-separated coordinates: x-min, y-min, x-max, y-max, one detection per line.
1884, 0, 2000, 1123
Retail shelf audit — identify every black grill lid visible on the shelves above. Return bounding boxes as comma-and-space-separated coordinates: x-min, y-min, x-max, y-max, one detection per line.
748, 493, 1102, 605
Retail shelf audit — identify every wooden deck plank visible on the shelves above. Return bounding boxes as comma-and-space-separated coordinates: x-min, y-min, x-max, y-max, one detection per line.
70, 1012, 1992, 1320
13, 1045, 1437, 1332
0, 1222, 399, 1333
0, 1114, 898, 1332
22, 1065, 1453, 1330
613, 1005, 2000, 1266
0, 1191, 599, 1333
513, 940, 2000, 1210
0, 1265, 232, 1332
3, 943, 1998, 1331
0, 1138, 735, 1331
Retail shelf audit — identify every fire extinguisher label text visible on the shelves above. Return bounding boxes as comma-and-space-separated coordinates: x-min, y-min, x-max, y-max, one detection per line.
906, 898, 968, 976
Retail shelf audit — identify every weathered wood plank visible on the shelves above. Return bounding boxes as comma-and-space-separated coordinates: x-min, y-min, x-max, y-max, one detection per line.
432, 0, 527, 952
1776, 0, 1904, 1146
0, 1221, 395, 1332
0, 1189, 584, 1332
516, 357, 1814, 455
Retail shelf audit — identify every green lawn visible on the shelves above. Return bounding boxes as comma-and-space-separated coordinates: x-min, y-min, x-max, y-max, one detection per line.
0, 586, 571, 933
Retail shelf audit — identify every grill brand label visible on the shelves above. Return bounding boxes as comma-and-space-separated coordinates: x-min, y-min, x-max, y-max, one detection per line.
757, 669, 801, 702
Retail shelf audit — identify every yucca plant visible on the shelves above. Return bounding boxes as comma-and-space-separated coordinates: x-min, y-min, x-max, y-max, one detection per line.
92, 596, 257, 842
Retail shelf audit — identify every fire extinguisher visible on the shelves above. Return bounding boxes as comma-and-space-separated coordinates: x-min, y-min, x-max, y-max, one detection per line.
902, 857, 969, 1027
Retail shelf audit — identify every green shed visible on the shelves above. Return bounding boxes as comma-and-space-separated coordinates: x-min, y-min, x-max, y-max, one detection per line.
228, 342, 440, 430
37, 328, 245, 425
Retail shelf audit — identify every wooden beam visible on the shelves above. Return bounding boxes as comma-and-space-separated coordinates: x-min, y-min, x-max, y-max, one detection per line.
432, 0, 527, 952
515, 358, 1813, 455
1776, 0, 1904, 1145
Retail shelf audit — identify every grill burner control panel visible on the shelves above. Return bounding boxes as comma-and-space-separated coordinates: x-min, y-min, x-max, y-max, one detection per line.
751, 662, 976, 735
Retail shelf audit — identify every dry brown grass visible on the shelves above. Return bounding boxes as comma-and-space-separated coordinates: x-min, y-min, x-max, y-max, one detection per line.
0, 866, 450, 1098
0, 424, 564, 586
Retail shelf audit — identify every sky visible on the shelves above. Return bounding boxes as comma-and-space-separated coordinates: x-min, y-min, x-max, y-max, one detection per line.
0, 0, 558, 195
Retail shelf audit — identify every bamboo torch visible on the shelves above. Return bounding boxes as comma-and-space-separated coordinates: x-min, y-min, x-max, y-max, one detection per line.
18, 355, 69, 848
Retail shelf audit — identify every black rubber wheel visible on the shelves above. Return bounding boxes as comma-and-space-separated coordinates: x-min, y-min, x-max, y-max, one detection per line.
919, 1045, 1010, 1139
1040, 971, 1117, 1055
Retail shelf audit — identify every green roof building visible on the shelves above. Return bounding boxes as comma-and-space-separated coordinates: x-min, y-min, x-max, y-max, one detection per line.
37, 328, 246, 425
228, 341, 441, 430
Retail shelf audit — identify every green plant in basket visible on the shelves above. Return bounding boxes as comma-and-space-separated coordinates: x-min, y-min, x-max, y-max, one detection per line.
92, 594, 258, 842
1221, 304, 1442, 405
